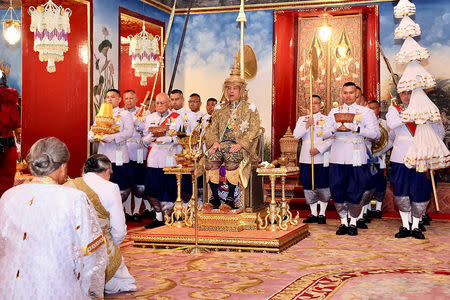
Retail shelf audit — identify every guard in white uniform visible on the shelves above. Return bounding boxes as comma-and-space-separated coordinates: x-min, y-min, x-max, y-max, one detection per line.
293, 95, 332, 224
122, 89, 151, 222
88, 89, 134, 204
387, 90, 445, 239
142, 92, 180, 228
323, 82, 380, 236
170, 90, 201, 202
363, 100, 393, 221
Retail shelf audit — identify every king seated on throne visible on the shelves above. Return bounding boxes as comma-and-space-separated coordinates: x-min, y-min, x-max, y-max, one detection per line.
203, 56, 261, 211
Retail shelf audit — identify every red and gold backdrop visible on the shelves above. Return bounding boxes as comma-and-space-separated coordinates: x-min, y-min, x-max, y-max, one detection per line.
21, 0, 92, 177
297, 14, 362, 118
272, 5, 379, 160
119, 7, 165, 106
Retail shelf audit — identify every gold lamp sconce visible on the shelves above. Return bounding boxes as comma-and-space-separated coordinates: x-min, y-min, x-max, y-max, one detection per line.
1, 0, 21, 46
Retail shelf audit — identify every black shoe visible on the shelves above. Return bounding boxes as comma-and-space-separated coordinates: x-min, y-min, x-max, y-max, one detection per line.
210, 198, 221, 209
423, 213, 432, 222
411, 228, 425, 239
421, 217, 430, 226
366, 210, 374, 218
303, 214, 319, 223
336, 224, 348, 235
348, 225, 358, 236
374, 210, 382, 219
395, 226, 411, 238
145, 219, 165, 229
418, 221, 427, 232
132, 213, 142, 223
142, 209, 156, 220
363, 213, 371, 223
125, 213, 132, 222
317, 215, 326, 224
225, 198, 237, 209
356, 219, 368, 229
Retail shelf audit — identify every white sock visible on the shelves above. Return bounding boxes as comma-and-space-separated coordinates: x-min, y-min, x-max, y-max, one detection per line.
408, 212, 412, 224
419, 216, 423, 222
319, 201, 328, 216
123, 193, 132, 215
357, 209, 364, 220
350, 217, 357, 226
363, 204, 369, 214
133, 197, 143, 215
376, 201, 382, 211
309, 203, 318, 216
340, 217, 348, 226
143, 200, 152, 211
399, 211, 410, 229
412, 216, 420, 230
155, 212, 163, 221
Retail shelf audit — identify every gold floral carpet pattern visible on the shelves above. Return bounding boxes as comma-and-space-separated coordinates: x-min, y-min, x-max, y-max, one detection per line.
108, 218, 450, 299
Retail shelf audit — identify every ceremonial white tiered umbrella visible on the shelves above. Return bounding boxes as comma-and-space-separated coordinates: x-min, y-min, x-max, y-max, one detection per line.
394, 0, 416, 18
393, 0, 450, 173
394, 16, 421, 39
395, 37, 429, 64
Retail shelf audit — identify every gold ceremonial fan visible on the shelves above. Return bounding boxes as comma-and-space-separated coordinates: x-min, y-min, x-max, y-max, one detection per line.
238, 44, 258, 80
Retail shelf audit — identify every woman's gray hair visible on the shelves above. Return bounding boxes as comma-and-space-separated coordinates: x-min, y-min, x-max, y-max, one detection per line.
26, 137, 70, 176
83, 154, 112, 174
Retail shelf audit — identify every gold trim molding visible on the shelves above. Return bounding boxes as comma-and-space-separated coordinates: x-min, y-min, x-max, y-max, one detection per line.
142, 0, 393, 15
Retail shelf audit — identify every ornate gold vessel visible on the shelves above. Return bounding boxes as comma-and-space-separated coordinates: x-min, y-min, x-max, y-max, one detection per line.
334, 113, 355, 131
279, 127, 298, 167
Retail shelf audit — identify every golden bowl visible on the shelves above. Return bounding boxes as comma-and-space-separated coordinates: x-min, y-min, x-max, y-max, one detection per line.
149, 126, 168, 137
334, 113, 355, 132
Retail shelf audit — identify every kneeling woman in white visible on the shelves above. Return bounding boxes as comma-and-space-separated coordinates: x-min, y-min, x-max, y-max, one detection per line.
66, 154, 136, 294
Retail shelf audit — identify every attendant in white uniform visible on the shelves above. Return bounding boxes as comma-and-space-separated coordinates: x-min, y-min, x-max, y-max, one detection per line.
323, 82, 380, 236
387, 90, 445, 239
66, 154, 136, 294
363, 100, 393, 220
88, 89, 134, 205
142, 93, 180, 228
0, 137, 107, 299
293, 95, 332, 224
122, 89, 152, 222
170, 89, 199, 202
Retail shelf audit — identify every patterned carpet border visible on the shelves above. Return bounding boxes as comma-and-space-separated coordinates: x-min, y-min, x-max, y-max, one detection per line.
270, 267, 450, 300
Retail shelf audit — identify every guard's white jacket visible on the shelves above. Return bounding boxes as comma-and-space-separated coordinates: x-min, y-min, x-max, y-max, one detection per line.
293, 112, 332, 164
124, 106, 149, 163
386, 105, 445, 164
323, 103, 380, 165
142, 110, 180, 168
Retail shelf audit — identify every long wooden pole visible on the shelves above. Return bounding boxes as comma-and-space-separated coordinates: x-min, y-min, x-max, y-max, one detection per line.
168, 0, 195, 93
309, 67, 315, 190
430, 170, 439, 212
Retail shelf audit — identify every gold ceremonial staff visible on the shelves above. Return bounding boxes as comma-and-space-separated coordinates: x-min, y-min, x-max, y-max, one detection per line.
237, 0, 246, 80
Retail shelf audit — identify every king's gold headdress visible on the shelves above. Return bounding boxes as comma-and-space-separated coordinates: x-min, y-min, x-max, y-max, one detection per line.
224, 51, 246, 88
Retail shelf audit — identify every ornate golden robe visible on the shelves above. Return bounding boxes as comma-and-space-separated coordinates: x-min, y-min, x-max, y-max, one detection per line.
204, 100, 261, 188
